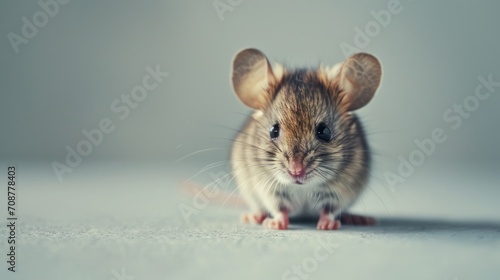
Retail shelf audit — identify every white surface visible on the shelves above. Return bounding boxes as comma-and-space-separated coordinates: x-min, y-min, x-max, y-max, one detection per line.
0, 160, 499, 280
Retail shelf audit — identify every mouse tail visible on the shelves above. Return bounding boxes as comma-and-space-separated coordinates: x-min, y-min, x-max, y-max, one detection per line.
179, 179, 246, 209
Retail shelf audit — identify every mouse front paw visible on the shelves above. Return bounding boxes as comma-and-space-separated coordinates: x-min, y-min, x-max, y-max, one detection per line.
317, 212, 341, 230
317, 219, 341, 230
241, 212, 267, 225
262, 212, 289, 230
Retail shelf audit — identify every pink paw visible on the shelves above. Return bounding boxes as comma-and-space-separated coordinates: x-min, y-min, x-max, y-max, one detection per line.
317, 219, 341, 230
241, 212, 267, 225
317, 212, 341, 230
262, 212, 289, 230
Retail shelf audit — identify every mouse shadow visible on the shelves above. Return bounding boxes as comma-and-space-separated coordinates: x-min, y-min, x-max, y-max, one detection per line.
290, 216, 500, 233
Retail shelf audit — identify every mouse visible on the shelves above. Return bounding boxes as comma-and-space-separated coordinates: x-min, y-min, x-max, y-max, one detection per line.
230, 48, 382, 230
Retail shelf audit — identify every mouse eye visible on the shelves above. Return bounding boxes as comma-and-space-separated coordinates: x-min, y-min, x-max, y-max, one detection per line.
270, 124, 280, 140
316, 123, 331, 142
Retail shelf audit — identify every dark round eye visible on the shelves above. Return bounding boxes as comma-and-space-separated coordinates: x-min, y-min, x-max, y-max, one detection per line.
316, 123, 331, 142
270, 124, 280, 139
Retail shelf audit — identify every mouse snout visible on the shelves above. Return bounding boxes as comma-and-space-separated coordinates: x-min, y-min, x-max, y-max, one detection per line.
288, 159, 305, 177
287, 158, 308, 185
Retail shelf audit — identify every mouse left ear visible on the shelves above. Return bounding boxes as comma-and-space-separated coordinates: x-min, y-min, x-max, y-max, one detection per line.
331, 53, 382, 111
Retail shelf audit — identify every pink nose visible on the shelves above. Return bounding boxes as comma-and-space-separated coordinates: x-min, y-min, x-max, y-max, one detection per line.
288, 160, 305, 178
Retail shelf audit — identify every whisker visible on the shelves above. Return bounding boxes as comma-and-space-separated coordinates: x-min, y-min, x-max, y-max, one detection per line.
175, 147, 228, 163
183, 160, 232, 183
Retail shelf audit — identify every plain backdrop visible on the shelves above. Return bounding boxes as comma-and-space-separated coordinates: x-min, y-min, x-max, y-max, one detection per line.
1, 2, 500, 280
1, 0, 499, 167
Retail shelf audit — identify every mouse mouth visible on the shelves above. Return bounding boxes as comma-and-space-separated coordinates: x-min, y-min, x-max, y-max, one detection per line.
288, 171, 311, 185
286, 159, 313, 185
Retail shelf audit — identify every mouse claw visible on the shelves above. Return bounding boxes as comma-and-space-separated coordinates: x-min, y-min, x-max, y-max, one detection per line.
262, 212, 289, 230
317, 211, 341, 230
317, 219, 341, 230
241, 212, 267, 225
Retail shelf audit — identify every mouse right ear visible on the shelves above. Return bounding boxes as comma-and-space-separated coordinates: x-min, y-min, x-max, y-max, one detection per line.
231, 48, 280, 110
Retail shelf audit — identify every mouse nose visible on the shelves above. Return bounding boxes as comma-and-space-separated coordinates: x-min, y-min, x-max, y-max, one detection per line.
288, 159, 306, 178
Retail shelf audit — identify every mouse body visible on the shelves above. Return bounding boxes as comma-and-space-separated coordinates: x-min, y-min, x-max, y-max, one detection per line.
230, 49, 382, 230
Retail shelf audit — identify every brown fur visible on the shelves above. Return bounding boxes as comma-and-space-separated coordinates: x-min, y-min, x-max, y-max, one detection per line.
230, 49, 381, 228
232, 68, 370, 216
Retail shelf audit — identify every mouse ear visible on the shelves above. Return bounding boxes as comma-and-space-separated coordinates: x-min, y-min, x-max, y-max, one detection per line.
231, 48, 279, 110
335, 53, 382, 111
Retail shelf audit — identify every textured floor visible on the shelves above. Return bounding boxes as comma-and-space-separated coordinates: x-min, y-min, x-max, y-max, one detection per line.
0, 160, 499, 280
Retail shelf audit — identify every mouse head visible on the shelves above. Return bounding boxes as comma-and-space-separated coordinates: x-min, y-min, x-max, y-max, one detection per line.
231, 48, 381, 186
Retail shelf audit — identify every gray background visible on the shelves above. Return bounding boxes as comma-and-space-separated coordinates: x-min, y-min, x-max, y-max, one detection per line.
1, 0, 499, 165
1, 2, 500, 280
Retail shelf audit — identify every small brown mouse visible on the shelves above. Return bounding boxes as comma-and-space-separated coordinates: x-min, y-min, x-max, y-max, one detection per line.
230, 48, 382, 230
